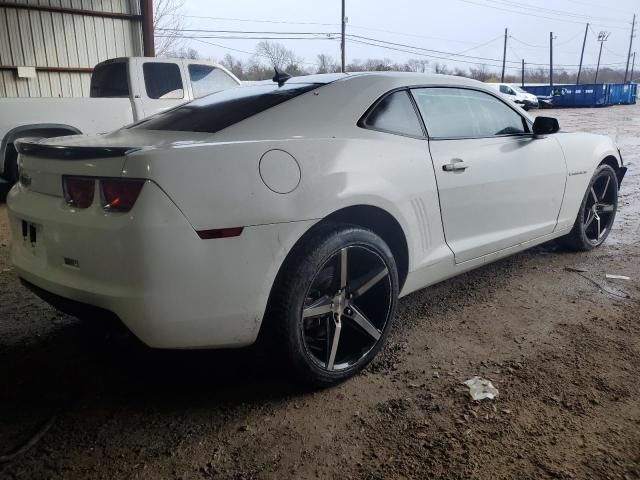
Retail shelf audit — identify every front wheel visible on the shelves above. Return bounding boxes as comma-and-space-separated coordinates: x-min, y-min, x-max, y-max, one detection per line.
272, 224, 399, 387
559, 164, 618, 251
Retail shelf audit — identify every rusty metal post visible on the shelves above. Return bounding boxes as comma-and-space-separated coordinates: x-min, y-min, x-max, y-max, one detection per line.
141, 0, 155, 57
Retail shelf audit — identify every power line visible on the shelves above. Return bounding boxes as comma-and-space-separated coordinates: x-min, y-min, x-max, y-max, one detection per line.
346, 33, 625, 68
346, 34, 521, 64
188, 37, 328, 66
346, 24, 493, 46
561, 0, 635, 16
170, 13, 339, 27
159, 35, 340, 41
587, 25, 628, 58
452, 0, 629, 30
346, 37, 520, 68
478, 0, 629, 24
157, 28, 340, 35
177, 28, 629, 71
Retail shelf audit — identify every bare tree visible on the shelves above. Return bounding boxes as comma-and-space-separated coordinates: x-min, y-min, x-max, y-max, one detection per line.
406, 58, 429, 73
255, 41, 298, 70
220, 54, 245, 79
316, 54, 338, 74
432, 62, 451, 75
468, 64, 492, 82
165, 47, 200, 59
153, 0, 186, 57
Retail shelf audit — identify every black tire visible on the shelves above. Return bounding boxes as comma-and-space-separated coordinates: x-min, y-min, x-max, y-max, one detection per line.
3, 144, 19, 184
271, 224, 399, 387
558, 164, 618, 251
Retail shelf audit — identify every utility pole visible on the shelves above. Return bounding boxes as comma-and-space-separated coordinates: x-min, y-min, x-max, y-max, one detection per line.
341, 0, 346, 73
576, 23, 589, 85
521, 59, 525, 87
631, 52, 636, 82
501, 28, 508, 82
550, 32, 554, 88
624, 14, 636, 83
594, 31, 610, 84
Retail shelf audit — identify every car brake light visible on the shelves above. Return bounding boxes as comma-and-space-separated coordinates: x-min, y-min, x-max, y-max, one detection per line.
63, 176, 95, 208
100, 179, 145, 212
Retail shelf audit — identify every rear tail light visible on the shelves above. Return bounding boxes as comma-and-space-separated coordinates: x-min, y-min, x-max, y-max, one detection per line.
100, 179, 145, 212
62, 176, 144, 211
63, 176, 95, 208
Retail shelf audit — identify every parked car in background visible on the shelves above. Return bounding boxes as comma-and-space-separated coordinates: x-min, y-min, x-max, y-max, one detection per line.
0, 57, 240, 184
7, 72, 626, 386
487, 83, 539, 110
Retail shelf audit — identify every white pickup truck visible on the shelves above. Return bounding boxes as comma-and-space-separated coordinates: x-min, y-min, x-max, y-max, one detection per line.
0, 57, 240, 183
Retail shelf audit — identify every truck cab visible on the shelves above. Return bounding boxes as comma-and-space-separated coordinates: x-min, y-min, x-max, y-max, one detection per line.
90, 57, 240, 119
1, 57, 240, 183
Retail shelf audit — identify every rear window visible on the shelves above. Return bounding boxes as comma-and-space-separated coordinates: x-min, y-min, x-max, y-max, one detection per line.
90, 62, 129, 98
131, 83, 322, 133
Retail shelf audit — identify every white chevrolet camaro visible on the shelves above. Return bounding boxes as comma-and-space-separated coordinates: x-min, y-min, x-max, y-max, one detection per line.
7, 72, 627, 386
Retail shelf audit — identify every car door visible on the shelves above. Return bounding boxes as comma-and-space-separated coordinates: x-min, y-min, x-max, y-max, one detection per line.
411, 87, 566, 264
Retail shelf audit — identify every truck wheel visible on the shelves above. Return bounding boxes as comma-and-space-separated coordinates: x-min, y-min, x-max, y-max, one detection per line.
3, 144, 19, 184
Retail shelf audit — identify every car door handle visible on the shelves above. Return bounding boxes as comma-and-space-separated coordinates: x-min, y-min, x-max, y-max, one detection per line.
442, 160, 469, 172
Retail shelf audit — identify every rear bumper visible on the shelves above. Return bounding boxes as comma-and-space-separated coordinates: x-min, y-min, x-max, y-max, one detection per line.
7, 182, 315, 349
21, 278, 120, 322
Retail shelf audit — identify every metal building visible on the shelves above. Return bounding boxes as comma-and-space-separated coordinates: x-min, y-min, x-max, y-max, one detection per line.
0, 0, 154, 98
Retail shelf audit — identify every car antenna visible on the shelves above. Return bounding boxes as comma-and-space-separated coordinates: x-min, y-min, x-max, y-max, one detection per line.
272, 68, 291, 87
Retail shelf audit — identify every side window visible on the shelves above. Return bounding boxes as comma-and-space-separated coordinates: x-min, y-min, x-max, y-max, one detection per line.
143, 63, 184, 99
90, 62, 129, 97
499, 85, 510, 94
362, 90, 424, 137
188, 64, 238, 98
411, 88, 527, 138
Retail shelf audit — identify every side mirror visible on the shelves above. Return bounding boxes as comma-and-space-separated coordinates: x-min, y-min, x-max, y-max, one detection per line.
532, 116, 560, 135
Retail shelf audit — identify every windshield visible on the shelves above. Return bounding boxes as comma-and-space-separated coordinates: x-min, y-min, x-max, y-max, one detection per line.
511, 86, 527, 93
131, 83, 323, 133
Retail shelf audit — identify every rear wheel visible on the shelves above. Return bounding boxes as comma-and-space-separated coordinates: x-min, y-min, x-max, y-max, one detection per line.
272, 224, 399, 387
559, 164, 618, 251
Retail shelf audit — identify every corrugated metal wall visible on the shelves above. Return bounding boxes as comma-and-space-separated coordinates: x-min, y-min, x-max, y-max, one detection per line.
0, 0, 144, 97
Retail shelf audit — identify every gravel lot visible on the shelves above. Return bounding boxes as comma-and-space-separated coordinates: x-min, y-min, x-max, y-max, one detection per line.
1, 104, 639, 480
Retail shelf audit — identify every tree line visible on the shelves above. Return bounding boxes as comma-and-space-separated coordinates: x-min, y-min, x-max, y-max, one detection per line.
167, 41, 632, 84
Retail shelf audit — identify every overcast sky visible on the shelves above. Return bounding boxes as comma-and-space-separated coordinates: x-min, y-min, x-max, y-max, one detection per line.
176, 0, 637, 74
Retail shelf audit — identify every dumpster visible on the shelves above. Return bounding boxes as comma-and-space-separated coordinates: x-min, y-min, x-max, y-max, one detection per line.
522, 83, 636, 107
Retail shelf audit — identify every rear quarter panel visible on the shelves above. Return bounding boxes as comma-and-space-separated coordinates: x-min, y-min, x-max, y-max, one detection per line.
122, 132, 447, 277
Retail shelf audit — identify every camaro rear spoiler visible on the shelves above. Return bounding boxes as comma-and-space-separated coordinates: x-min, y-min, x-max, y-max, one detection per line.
15, 138, 137, 160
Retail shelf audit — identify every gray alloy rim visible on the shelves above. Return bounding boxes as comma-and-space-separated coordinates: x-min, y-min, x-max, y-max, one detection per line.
300, 245, 392, 372
583, 172, 616, 245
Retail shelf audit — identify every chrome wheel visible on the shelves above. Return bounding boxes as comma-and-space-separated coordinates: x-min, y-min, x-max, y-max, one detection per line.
301, 245, 392, 371
583, 172, 616, 245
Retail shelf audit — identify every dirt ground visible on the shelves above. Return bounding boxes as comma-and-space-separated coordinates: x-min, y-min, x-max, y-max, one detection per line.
0, 104, 639, 480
